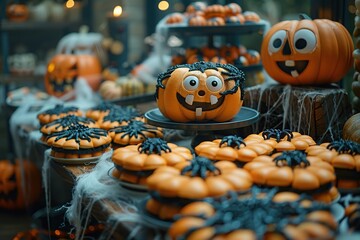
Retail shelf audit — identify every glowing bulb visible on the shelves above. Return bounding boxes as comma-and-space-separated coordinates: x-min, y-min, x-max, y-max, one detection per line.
65, 0, 75, 8
113, 5, 123, 17
158, 1, 169, 11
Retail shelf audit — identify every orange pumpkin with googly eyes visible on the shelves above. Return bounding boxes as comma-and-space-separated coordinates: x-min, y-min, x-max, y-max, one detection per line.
261, 14, 353, 85
156, 61, 245, 122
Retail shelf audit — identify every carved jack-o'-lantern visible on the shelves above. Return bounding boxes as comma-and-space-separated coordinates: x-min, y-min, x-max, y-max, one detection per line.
0, 159, 42, 210
156, 61, 245, 122
45, 54, 102, 98
261, 14, 354, 85
6, 4, 29, 22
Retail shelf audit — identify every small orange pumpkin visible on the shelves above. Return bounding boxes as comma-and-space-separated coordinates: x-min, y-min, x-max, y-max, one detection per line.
261, 14, 354, 85
45, 54, 102, 98
343, 113, 360, 143
0, 159, 42, 210
156, 61, 245, 122
6, 3, 29, 22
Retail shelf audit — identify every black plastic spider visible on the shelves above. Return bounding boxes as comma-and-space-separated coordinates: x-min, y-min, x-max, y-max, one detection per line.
137, 137, 171, 155
219, 135, 246, 149
38, 104, 79, 116
44, 115, 95, 130
180, 156, 220, 179
51, 125, 108, 144
110, 120, 161, 139
262, 128, 293, 142
273, 150, 310, 168
327, 139, 360, 155
103, 106, 141, 123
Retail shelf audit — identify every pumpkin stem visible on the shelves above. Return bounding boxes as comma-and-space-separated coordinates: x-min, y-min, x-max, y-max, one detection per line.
299, 13, 312, 20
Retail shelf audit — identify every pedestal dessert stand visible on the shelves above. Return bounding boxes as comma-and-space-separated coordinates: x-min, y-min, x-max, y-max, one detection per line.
144, 107, 260, 149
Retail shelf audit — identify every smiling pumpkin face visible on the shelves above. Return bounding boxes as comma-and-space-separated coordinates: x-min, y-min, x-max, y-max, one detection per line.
156, 61, 245, 122
261, 15, 353, 85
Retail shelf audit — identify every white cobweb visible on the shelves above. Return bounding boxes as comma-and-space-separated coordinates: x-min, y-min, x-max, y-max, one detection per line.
241, 82, 352, 143
41, 150, 164, 240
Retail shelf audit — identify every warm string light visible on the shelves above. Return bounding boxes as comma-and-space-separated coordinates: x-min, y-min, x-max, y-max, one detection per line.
65, 0, 75, 8
113, 5, 123, 17
158, 0, 169, 11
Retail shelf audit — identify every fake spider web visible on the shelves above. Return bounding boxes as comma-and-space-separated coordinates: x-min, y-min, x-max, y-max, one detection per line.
47, 151, 165, 240
241, 82, 352, 144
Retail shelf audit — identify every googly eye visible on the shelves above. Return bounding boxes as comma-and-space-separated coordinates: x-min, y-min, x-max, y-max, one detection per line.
183, 76, 199, 91
268, 30, 287, 54
293, 29, 317, 53
206, 76, 223, 92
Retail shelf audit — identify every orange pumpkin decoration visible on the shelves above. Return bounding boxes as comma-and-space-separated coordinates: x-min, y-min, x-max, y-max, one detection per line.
0, 159, 42, 210
343, 113, 360, 143
156, 61, 245, 122
204, 4, 226, 19
261, 14, 354, 85
166, 12, 185, 24
6, 3, 29, 22
45, 54, 102, 98
206, 17, 225, 26
188, 15, 207, 26
243, 150, 338, 203
224, 3, 242, 16
219, 45, 239, 64
111, 138, 192, 185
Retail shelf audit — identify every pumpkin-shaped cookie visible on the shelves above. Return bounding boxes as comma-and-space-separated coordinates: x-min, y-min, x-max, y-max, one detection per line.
147, 157, 253, 200
156, 61, 245, 122
244, 150, 338, 203
111, 138, 192, 185
244, 128, 316, 152
146, 157, 252, 220
98, 106, 142, 130
306, 139, 360, 190
108, 120, 163, 149
195, 135, 273, 166
40, 115, 98, 143
46, 125, 112, 158
85, 101, 118, 121
168, 188, 337, 240
37, 104, 83, 126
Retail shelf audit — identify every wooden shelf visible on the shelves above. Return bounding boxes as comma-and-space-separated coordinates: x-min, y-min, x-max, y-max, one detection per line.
166, 21, 266, 37
1, 20, 82, 31
0, 74, 44, 84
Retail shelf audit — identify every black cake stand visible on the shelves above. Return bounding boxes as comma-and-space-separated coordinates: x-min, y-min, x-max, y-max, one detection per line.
144, 107, 260, 149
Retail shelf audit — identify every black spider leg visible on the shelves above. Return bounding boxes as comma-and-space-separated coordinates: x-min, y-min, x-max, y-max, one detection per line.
327, 139, 360, 155
219, 135, 246, 149
273, 151, 310, 168
137, 138, 171, 155
180, 156, 221, 179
